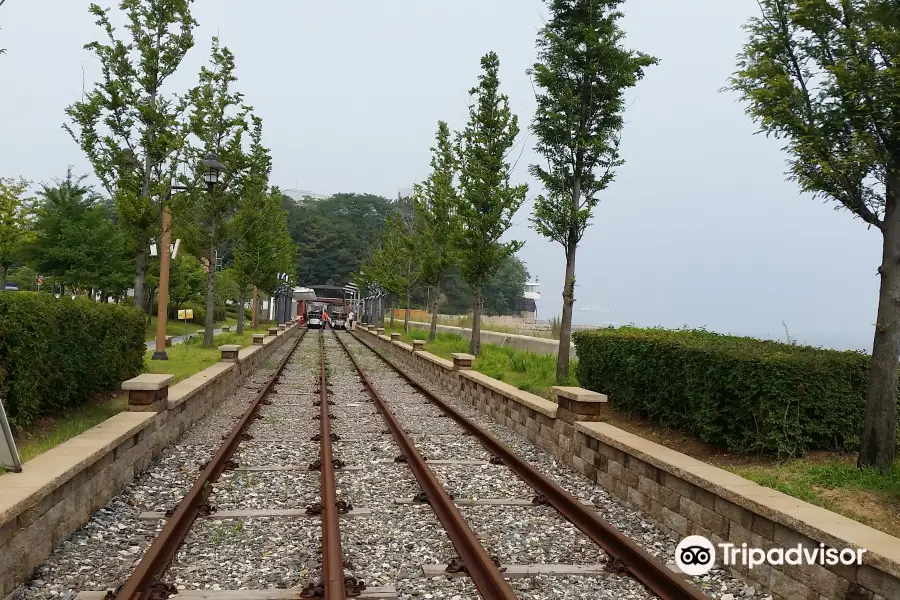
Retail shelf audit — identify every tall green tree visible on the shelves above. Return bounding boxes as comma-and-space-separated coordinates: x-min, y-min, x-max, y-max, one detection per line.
168, 252, 206, 308
414, 121, 461, 341
231, 119, 294, 333
29, 169, 131, 296
529, 0, 658, 379
0, 177, 31, 291
728, 0, 900, 471
362, 206, 421, 332
65, 0, 197, 311
179, 37, 250, 346
456, 51, 528, 355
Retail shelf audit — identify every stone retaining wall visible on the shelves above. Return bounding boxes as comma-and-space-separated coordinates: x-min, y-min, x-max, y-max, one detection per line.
0, 325, 301, 597
357, 327, 900, 600
401, 320, 577, 362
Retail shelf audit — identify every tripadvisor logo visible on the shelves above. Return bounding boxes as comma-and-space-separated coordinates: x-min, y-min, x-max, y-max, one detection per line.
675, 535, 867, 576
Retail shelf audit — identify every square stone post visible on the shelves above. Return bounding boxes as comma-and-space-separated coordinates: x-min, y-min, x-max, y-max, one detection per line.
252, 334, 266, 345
219, 344, 241, 363
412, 340, 425, 352
390, 333, 400, 341
123, 374, 174, 413
551, 386, 609, 423
164, 336, 173, 348
452, 353, 474, 371
377, 328, 385, 336
268, 327, 279, 336
278, 323, 287, 332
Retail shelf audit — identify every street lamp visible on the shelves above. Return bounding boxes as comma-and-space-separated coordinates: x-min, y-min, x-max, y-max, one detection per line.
203, 152, 225, 192
151, 152, 226, 360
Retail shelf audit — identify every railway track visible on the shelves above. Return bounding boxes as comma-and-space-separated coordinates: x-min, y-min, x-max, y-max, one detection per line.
61, 326, 714, 600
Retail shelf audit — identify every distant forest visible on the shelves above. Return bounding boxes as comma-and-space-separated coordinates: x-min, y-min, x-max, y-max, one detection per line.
284, 193, 527, 315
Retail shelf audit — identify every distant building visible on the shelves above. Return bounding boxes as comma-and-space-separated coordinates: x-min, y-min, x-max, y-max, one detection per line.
516, 278, 541, 322
282, 189, 330, 203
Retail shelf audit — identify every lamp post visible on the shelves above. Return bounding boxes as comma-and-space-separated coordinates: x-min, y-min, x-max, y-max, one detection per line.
151, 151, 225, 360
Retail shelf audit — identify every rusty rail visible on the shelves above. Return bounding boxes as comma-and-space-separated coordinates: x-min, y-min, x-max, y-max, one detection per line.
332, 330, 519, 600
112, 328, 306, 600
317, 331, 348, 600
349, 330, 709, 600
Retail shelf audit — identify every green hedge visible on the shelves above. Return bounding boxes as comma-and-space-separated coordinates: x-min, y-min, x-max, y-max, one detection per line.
572, 327, 890, 456
0, 293, 145, 428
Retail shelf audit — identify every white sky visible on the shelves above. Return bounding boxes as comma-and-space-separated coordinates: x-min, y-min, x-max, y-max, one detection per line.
0, 0, 881, 351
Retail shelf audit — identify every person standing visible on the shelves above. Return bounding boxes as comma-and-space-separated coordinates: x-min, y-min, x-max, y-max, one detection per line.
348, 310, 355, 330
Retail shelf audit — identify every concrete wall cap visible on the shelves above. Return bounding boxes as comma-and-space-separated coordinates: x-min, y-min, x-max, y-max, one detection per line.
392, 340, 413, 352
122, 373, 174, 391
218, 344, 241, 352
451, 353, 475, 361
415, 350, 454, 370
552, 386, 607, 403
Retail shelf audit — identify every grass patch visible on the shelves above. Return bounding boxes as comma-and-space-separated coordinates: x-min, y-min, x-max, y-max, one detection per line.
1, 392, 128, 473
384, 324, 575, 399
144, 326, 268, 382
144, 316, 240, 341
731, 459, 900, 534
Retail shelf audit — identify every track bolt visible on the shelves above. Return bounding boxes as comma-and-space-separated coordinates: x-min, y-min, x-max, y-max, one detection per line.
310, 433, 322, 441
345, 576, 367, 597
305, 503, 323, 516
241, 433, 254, 441
532, 494, 550, 506
412, 491, 429, 504
261, 399, 272, 406
394, 455, 408, 463
313, 400, 321, 407
148, 582, 178, 599
333, 458, 345, 469
104, 585, 124, 600
197, 504, 217, 516
489, 456, 504, 465
491, 555, 507, 572
164, 507, 176, 517
445, 557, 468, 573
604, 557, 629, 574
308, 459, 322, 471
254, 413, 264, 420
299, 581, 325, 598
224, 460, 239, 471
330, 432, 340, 441
336, 499, 354, 514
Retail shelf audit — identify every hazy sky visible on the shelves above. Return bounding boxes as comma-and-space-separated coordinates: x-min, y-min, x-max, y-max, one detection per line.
0, 1, 882, 351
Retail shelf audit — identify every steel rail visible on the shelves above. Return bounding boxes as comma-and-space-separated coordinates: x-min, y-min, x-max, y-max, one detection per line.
349, 330, 709, 600
113, 328, 307, 600
318, 331, 347, 600
332, 330, 519, 600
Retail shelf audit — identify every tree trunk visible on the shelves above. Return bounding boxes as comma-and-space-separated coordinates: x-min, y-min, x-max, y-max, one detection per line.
389, 296, 395, 328
404, 285, 410, 333
859, 171, 900, 472
429, 286, 440, 342
237, 287, 246, 334
204, 243, 216, 347
134, 247, 147, 310
146, 286, 156, 326
556, 239, 577, 381
251, 286, 259, 329
0, 265, 7, 292
470, 284, 483, 355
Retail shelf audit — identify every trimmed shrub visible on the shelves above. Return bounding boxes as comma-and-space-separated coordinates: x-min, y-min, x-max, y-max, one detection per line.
572, 327, 890, 456
0, 293, 145, 428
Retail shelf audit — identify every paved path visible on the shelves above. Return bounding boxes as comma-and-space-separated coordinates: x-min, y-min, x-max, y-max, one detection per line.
145, 327, 225, 351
